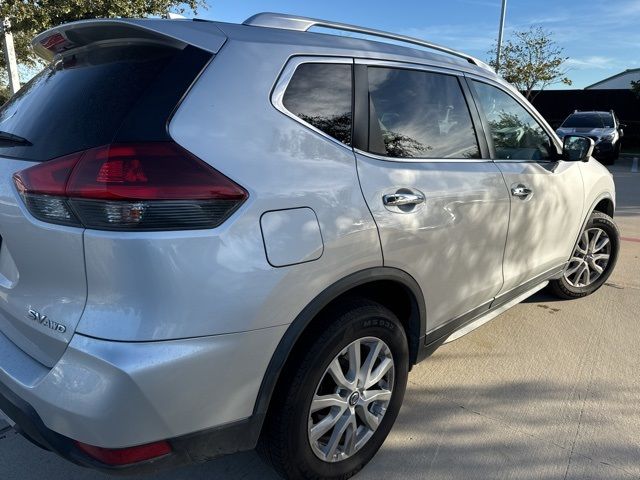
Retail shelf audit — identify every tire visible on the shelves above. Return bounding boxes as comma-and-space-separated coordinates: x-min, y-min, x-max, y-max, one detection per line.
602, 143, 620, 165
548, 211, 619, 299
613, 142, 621, 161
259, 298, 409, 480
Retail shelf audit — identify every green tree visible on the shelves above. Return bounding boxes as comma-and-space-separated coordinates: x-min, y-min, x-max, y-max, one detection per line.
1, 0, 206, 93
488, 27, 572, 100
632, 80, 640, 100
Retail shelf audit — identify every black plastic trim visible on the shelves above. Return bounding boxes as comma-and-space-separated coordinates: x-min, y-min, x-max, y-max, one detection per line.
491, 264, 565, 310
417, 264, 566, 359
352, 64, 370, 151
460, 76, 490, 159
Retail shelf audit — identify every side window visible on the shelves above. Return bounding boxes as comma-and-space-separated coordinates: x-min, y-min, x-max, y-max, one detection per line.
367, 67, 480, 159
282, 63, 352, 145
472, 81, 554, 161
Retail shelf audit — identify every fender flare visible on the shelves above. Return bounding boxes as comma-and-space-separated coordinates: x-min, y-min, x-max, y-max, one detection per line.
251, 267, 426, 422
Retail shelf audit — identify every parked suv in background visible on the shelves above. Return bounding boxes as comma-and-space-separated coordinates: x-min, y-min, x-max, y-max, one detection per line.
556, 110, 625, 164
0, 13, 619, 480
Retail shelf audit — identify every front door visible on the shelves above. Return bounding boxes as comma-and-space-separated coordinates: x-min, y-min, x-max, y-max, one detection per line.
354, 62, 510, 332
469, 79, 585, 294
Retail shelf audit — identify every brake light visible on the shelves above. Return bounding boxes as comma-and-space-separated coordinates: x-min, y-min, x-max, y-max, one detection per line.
75, 440, 172, 466
13, 142, 248, 231
40, 33, 67, 51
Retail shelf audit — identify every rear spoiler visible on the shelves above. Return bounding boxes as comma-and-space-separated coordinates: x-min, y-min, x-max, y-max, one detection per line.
32, 18, 227, 61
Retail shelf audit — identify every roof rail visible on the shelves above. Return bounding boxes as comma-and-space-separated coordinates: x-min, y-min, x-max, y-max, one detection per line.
243, 12, 493, 71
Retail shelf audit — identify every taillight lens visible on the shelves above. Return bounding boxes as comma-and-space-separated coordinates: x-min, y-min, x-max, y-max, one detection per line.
13, 143, 248, 231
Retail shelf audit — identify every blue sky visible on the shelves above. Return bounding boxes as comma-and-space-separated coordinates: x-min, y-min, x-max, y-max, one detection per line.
195, 0, 640, 89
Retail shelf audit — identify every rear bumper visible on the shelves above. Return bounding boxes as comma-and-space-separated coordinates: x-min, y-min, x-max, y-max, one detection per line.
0, 379, 259, 473
0, 325, 286, 471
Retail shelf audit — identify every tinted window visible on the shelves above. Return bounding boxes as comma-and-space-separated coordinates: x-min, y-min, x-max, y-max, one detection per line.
472, 81, 553, 161
367, 67, 480, 159
0, 45, 180, 161
562, 113, 613, 128
283, 63, 352, 145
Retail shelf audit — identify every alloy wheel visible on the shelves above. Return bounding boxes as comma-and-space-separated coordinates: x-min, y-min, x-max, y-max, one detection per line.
564, 227, 611, 287
307, 337, 395, 463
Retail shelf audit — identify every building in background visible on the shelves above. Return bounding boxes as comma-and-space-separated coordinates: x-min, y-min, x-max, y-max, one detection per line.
585, 68, 640, 90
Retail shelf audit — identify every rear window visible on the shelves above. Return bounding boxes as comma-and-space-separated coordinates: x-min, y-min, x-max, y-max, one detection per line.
282, 63, 353, 145
0, 44, 181, 162
562, 113, 613, 128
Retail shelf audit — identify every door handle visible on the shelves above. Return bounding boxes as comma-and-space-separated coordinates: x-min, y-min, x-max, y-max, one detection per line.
511, 185, 533, 198
383, 192, 425, 206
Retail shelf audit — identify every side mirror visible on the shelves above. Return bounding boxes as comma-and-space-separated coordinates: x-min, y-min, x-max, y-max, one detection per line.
563, 135, 594, 162
619, 123, 628, 128
619, 128, 625, 138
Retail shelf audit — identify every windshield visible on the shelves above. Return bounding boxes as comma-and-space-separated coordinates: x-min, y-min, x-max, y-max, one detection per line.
562, 113, 614, 128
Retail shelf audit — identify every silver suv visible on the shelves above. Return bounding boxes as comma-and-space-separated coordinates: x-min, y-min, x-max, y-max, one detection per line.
0, 13, 619, 480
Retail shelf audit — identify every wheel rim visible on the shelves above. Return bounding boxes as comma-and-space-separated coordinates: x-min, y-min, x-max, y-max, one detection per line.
564, 227, 611, 287
307, 337, 395, 463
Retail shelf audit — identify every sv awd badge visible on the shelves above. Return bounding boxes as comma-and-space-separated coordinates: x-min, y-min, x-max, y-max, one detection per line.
28, 309, 67, 334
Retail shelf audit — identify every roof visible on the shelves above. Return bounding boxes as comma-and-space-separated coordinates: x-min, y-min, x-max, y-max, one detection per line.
214, 17, 501, 83
584, 68, 640, 90
32, 14, 498, 82
242, 12, 492, 71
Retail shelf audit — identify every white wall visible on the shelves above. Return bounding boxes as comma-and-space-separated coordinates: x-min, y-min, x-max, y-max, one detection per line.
587, 70, 640, 90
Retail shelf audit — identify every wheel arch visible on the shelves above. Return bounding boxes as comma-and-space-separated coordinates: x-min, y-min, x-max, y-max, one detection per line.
252, 267, 426, 424
593, 196, 614, 218
569, 192, 615, 261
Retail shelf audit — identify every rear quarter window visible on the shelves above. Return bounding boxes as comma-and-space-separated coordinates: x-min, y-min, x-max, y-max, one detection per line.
282, 63, 353, 146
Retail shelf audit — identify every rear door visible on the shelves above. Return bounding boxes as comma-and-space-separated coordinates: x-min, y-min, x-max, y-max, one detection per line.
468, 79, 584, 295
0, 41, 194, 367
353, 61, 510, 333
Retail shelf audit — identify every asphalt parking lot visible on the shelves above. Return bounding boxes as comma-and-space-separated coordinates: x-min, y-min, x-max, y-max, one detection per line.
1, 155, 639, 480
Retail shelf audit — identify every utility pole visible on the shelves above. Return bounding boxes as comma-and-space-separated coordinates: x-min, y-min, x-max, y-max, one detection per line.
2, 18, 21, 94
495, 0, 507, 73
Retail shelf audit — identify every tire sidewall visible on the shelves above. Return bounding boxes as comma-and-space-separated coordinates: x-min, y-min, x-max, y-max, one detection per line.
284, 304, 409, 479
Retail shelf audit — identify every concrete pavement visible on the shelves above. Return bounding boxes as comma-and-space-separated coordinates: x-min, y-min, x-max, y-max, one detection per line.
1, 156, 639, 479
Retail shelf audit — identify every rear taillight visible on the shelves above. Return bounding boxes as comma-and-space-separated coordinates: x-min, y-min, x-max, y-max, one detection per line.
13, 143, 248, 231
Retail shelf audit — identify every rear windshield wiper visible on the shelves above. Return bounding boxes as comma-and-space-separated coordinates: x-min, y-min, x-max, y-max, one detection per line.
0, 130, 32, 146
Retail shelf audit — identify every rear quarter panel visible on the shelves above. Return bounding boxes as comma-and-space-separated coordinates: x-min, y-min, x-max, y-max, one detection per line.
76, 38, 382, 341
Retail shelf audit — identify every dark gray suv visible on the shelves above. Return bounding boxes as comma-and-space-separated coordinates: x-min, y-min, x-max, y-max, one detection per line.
556, 110, 625, 164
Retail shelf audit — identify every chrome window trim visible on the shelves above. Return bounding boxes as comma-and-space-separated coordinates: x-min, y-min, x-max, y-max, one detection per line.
354, 147, 492, 164
271, 55, 355, 152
